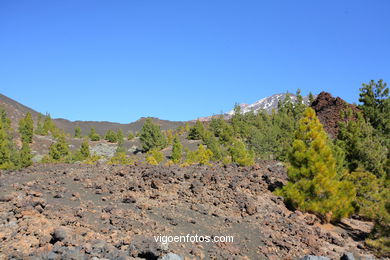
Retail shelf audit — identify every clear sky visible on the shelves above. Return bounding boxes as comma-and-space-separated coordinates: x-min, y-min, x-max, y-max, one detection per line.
0, 1, 389, 123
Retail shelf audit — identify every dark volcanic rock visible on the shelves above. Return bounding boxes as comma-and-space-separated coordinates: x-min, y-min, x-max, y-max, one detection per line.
311, 92, 359, 138
0, 163, 377, 259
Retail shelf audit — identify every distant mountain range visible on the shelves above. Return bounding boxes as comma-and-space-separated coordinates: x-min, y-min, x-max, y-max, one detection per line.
196, 93, 313, 121
0, 92, 313, 133
0, 94, 185, 135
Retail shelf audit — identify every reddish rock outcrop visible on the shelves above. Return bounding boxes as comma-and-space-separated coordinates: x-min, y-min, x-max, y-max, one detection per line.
311, 92, 359, 138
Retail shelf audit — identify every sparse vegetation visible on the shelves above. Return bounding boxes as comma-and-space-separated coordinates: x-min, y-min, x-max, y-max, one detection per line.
146, 148, 164, 165
0, 80, 389, 257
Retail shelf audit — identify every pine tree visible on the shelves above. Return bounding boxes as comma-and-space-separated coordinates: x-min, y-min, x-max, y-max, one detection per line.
165, 129, 174, 145
188, 121, 205, 140
229, 139, 255, 166
337, 110, 388, 178
203, 132, 223, 161
308, 92, 315, 104
276, 107, 355, 222
0, 119, 14, 169
42, 113, 57, 136
359, 79, 389, 136
35, 114, 44, 135
171, 135, 182, 164
79, 138, 90, 159
74, 126, 82, 138
89, 127, 101, 141
104, 130, 118, 143
18, 113, 34, 143
196, 144, 213, 166
0, 109, 11, 130
140, 118, 167, 152
127, 132, 134, 140
0, 109, 19, 169
49, 133, 70, 161
116, 129, 124, 144
19, 141, 32, 167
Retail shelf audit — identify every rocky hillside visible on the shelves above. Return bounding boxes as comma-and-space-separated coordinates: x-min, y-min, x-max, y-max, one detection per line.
0, 162, 377, 259
0, 94, 185, 135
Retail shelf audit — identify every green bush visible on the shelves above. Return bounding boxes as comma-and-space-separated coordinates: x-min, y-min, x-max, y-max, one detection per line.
127, 132, 134, 140
104, 130, 118, 143
229, 139, 254, 166
108, 152, 133, 165
89, 127, 101, 141
183, 144, 213, 166
146, 148, 164, 165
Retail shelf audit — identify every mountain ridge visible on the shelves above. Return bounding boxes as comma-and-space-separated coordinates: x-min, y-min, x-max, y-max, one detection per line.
196, 93, 313, 121
0, 94, 185, 135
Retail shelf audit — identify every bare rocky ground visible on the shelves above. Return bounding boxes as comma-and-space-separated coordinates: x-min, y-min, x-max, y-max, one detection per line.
0, 162, 380, 260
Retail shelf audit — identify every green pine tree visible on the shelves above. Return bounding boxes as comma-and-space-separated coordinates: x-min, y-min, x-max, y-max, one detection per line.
49, 133, 70, 161
140, 118, 167, 152
0, 108, 19, 170
308, 92, 315, 104
359, 79, 389, 136
18, 112, 34, 143
171, 135, 182, 164
42, 113, 57, 136
35, 114, 44, 135
74, 126, 82, 138
0, 119, 14, 169
104, 130, 118, 143
229, 139, 255, 166
337, 110, 388, 178
79, 138, 90, 159
89, 127, 101, 141
117, 129, 124, 145
19, 141, 32, 167
276, 107, 355, 223
196, 144, 213, 166
127, 132, 134, 140
188, 121, 205, 140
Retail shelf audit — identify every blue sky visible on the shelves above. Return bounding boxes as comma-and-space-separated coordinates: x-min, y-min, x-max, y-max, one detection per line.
0, 1, 389, 123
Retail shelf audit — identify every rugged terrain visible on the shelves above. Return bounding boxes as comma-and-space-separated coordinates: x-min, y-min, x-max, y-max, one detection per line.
0, 94, 185, 136
311, 92, 360, 138
0, 162, 378, 259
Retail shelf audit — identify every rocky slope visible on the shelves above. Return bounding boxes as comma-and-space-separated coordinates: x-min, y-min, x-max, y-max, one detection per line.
0, 162, 378, 259
0, 94, 185, 135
